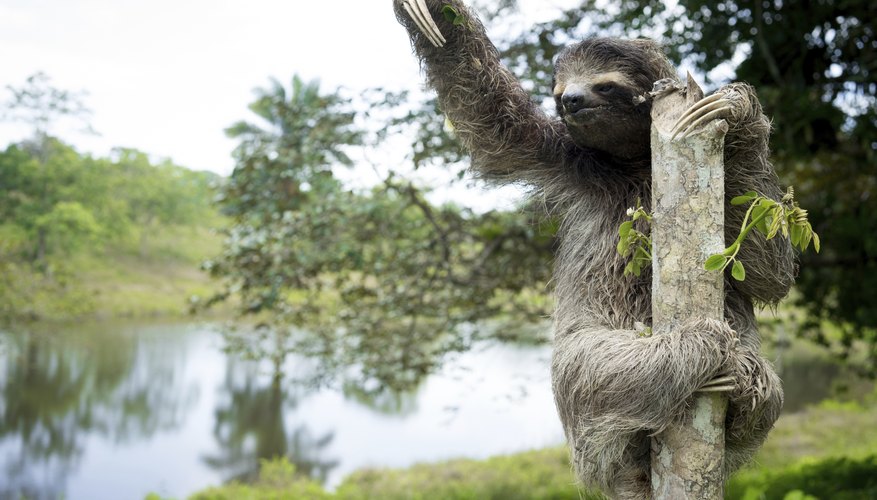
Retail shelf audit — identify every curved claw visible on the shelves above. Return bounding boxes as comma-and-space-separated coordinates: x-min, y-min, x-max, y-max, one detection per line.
696, 375, 736, 393
403, 0, 446, 48
671, 93, 733, 139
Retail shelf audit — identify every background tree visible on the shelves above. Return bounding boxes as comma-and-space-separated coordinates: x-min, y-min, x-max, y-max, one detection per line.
0, 73, 223, 322
1, 74, 99, 268
202, 75, 554, 392
1, 72, 94, 142
110, 148, 216, 256
0, 140, 94, 265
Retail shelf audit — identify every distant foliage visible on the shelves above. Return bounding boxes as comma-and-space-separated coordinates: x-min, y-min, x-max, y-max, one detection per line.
0, 140, 217, 266
202, 76, 554, 393
0, 92, 218, 323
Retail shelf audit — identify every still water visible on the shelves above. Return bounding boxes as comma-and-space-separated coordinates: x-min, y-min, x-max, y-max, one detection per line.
0, 322, 563, 500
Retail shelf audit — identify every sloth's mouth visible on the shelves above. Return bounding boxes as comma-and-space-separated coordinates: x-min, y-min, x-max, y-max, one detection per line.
565, 107, 607, 124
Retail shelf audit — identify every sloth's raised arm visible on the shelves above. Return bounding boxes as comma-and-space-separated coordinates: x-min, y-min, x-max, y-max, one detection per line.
394, 0, 573, 189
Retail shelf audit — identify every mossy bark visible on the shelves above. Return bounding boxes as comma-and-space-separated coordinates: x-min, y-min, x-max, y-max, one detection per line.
649, 75, 728, 499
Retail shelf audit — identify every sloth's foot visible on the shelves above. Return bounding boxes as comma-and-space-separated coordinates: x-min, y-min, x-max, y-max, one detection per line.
671, 93, 733, 139
402, 0, 446, 47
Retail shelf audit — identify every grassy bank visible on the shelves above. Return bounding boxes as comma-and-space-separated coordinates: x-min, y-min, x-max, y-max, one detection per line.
179, 396, 877, 500
3, 224, 225, 323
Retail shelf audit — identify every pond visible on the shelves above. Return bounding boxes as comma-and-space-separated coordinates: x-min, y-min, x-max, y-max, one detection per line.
0, 322, 563, 500
2, 320, 871, 500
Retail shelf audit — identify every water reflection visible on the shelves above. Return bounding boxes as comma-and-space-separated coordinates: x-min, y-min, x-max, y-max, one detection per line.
1, 321, 863, 500
341, 383, 419, 417
0, 323, 196, 500
203, 356, 339, 485
0, 322, 565, 499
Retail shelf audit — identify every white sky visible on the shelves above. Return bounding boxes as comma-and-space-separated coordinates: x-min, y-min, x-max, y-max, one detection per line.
0, 0, 573, 181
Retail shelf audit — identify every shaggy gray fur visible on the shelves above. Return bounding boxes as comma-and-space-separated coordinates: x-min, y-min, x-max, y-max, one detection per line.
394, 1, 796, 498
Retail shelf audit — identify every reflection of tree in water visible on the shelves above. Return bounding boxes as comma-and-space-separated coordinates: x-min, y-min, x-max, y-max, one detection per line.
342, 382, 419, 417
204, 354, 339, 485
0, 324, 195, 499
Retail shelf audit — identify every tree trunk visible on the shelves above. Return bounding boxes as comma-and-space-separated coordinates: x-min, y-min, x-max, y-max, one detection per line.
649, 75, 728, 498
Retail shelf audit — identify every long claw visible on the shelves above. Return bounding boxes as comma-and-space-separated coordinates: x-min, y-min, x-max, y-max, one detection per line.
698, 386, 735, 393
671, 96, 728, 136
415, 0, 447, 45
670, 93, 732, 139
681, 92, 725, 118
705, 376, 735, 386
674, 107, 730, 139
697, 375, 736, 393
403, 0, 446, 48
403, 3, 439, 47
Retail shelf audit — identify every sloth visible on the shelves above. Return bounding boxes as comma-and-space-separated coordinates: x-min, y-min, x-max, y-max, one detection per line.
393, 1, 796, 498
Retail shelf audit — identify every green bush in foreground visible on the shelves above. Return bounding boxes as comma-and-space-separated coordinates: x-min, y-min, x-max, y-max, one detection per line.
727, 455, 877, 500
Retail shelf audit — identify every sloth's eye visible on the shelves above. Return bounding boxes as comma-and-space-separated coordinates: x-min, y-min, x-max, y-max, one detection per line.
594, 83, 615, 95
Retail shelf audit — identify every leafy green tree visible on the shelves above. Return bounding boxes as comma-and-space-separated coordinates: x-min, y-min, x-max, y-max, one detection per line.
33, 201, 102, 254
220, 75, 360, 219
1, 72, 94, 141
109, 148, 217, 255
203, 76, 554, 391
0, 139, 98, 264
1, 74, 102, 267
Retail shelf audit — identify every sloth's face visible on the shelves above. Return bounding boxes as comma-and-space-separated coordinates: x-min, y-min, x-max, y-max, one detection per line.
552, 48, 655, 160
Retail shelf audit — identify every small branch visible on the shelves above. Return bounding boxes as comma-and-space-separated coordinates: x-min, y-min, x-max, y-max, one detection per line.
402, 183, 453, 265
753, 2, 784, 86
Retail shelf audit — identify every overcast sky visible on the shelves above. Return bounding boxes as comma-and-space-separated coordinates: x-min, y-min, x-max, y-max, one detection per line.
0, 1, 574, 180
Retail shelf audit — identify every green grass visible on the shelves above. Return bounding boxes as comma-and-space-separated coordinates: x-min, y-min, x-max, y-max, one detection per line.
3, 224, 228, 323
334, 447, 592, 500
753, 399, 877, 469
186, 459, 333, 500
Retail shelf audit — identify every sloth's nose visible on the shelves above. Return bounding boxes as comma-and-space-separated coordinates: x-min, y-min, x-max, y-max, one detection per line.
562, 85, 599, 114
562, 90, 587, 114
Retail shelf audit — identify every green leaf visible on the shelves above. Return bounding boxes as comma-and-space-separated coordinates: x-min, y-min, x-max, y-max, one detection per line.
751, 200, 774, 234
800, 226, 812, 251
755, 214, 771, 235
731, 260, 746, 281
813, 231, 821, 253
731, 191, 758, 205
790, 223, 803, 248
766, 213, 783, 239
618, 220, 633, 238
704, 254, 727, 271
617, 237, 630, 256
441, 5, 465, 25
